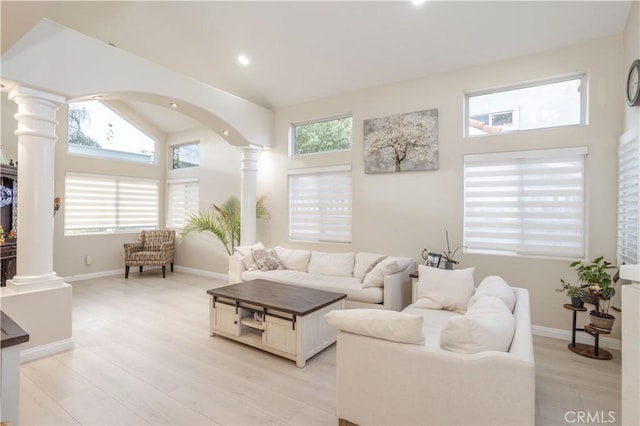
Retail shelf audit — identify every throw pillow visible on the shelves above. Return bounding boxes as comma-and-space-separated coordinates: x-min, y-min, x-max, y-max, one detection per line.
440, 295, 516, 354
353, 252, 387, 279
307, 251, 355, 277
274, 246, 311, 271
325, 309, 425, 344
251, 248, 284, 272
467, 275, 516, 312
362, 258, 399, 288
413, 264, 475, 313
235, 242, 265, 271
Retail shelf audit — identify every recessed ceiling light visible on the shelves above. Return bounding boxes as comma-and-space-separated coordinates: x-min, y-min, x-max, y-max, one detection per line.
411, 0, 426, 4
237, 55, 250, 66
170, 102, 179, 108
223, 130, 230, 136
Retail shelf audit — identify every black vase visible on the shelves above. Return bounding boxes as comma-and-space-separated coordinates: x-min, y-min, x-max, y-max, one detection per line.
570, 297, 584, 309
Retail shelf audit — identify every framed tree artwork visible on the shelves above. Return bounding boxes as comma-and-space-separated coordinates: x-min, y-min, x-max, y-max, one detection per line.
364, 108, 439, 173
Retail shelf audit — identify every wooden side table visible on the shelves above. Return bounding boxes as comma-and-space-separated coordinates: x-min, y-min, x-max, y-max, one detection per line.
564, 303, 612, 360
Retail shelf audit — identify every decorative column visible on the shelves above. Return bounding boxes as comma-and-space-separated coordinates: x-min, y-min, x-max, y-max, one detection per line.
8, 86, 65, 291
239, 146, 260, 246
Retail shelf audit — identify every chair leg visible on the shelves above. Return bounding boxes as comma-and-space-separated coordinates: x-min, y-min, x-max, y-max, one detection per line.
125, 266, 129, 279
139, 266, 143, 273
162, 265, 166, 278
171, 262, 174, 272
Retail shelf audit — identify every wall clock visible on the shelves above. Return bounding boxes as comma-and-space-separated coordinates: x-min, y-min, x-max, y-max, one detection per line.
627, 59, 640, 107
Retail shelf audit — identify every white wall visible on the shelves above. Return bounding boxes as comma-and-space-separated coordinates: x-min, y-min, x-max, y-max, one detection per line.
266, 36, 624, 337
167, 127, 243, 274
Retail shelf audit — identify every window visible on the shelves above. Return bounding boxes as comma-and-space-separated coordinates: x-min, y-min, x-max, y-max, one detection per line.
166, 179, 199, 229
64, 172, 159, 235
68, 101, 156, 164
288, 165, 352, 243
464, 147, 587, 258
172, 142, 200, 169
617, 133, 639, 265
466, 75, 586, 136
292, 115, 353, 155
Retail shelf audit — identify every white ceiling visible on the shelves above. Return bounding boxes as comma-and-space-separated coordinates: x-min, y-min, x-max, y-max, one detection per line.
1, 1, 632, 133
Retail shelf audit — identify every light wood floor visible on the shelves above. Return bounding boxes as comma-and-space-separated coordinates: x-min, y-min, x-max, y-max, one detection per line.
19, 271, 621, 425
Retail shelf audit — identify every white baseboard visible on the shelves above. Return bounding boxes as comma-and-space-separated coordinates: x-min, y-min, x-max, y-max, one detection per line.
21, 338, 74, 363
531, 325, 621, 351
174, 265, 227, 282
64, 269, 122, 282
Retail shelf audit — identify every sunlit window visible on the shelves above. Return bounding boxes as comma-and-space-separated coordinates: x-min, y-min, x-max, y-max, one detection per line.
68, 101, 156, 164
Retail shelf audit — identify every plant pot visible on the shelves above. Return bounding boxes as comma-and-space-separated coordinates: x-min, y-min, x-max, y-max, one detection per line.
570, 297, 584, 309
589, 311, 615, 330
443, 261, 454, 270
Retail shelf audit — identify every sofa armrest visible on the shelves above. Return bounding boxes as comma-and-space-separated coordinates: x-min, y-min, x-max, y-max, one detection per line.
228, 253, 246, 284
160, 240, 175, 260
382, 260, 416, 311
123, 241, 143, 257
336, 331, 535, 425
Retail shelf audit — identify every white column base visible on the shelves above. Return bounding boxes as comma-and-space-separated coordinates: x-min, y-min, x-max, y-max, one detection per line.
5, 274, 66, 292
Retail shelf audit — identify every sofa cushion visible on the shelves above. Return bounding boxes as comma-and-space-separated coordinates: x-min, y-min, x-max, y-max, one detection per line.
362, 258, 399, 288
440, 295, 516, 354
403, 305, 460, 350
274, 246, 311, 272
353, 252, 387, 279
235, 242, 265, 271
252, 248, 284, 272
242, 269, 383, 304
308, 251, 355, 277
325, 309, 424, 344
467, 275, 516, 312
414, 265, 475, 313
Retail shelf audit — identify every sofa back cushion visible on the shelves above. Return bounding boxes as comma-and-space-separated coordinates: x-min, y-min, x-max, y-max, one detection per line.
274, 246, 311, 271
414, 265, 475, 313
353, 252, 387, 279
467, 275, 516, 312
308, 251, 355, 277
325, 309, 425, 344
362, 258, 399, 288
440, 295, 516, 354
235, 242, 265, 271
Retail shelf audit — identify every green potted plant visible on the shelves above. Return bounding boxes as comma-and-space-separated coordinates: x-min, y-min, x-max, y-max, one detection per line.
180, 195, 269, 255
556, 280, 584, 308
563, 256, 617, 330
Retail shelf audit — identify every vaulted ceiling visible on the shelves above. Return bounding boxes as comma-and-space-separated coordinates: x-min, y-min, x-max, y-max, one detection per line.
1, 1, 633, 133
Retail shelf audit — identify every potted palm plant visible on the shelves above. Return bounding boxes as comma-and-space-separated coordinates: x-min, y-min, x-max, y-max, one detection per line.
180, 195, 269, 255
563, 256, 617, 330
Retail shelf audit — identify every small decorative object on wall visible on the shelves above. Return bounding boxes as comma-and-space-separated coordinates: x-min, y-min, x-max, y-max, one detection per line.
627, 59, 640, 107
364, 108, 439, 173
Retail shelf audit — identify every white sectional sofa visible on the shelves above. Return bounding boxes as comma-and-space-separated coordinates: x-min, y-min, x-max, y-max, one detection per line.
327, 266, 535, 425
228, 244, 416, 311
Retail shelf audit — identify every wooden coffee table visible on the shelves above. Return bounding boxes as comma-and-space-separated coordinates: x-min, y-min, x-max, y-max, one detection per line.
207, 279, 346, 367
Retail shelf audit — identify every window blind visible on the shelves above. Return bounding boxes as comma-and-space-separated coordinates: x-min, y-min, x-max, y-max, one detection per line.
464, 147, 587, 258
166, 179, 199, 229
617, 133, 639, 265
289, 165, 352, 243
65, 172, 159, 235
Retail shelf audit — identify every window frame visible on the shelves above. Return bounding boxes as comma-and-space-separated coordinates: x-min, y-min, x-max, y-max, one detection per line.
67, 101, 158, 165
64, 172, 160, 236
465, 73, 587, 138
290, 114, 353, 157
170, 141, 201, 170
288, 164, 353, 244
166, 178, 200, 229
463, 146, 588, 260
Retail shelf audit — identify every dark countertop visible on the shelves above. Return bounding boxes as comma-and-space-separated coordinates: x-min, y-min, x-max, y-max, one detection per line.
1, 311, 29, 349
